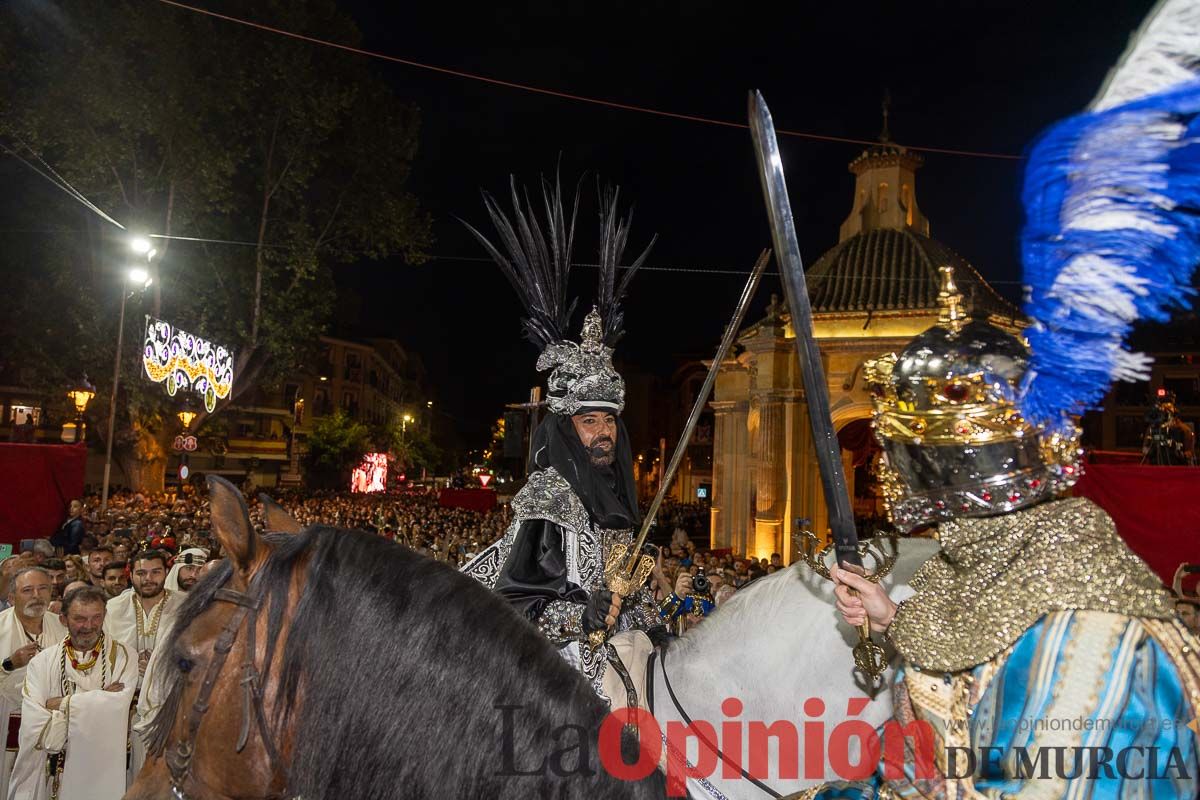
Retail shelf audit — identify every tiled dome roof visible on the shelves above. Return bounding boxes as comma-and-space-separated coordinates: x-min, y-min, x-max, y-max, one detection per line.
806, 228, 1016, 316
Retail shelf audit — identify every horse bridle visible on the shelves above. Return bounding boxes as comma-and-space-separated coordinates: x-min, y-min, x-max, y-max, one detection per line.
655, 647, 786, 799
164, 579, 285, 800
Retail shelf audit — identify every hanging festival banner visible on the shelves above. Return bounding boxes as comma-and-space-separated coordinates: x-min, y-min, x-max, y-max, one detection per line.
142, 317, 235, 412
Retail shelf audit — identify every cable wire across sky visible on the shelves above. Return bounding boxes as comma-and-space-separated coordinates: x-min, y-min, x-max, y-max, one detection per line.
152, 0, 1023, 162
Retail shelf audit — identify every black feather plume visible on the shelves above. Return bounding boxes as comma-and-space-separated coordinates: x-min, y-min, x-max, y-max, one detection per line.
596, 183, 656, 347
460, 172, 580, 349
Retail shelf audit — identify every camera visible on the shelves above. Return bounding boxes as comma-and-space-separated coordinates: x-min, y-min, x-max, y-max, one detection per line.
691, 567, 711, 595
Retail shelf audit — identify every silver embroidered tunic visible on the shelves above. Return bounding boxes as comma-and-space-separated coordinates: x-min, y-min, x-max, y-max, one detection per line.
462, 467, 658, 695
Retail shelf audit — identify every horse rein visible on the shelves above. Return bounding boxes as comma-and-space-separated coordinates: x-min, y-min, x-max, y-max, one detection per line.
655, 647, 784, 799
165, 580, 285, 800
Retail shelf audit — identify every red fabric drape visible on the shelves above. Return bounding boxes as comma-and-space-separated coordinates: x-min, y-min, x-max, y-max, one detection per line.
838, 418, 879, 468
1073, 464, 1200, 585
438, 488, 497, 513
0, 444, 87, 544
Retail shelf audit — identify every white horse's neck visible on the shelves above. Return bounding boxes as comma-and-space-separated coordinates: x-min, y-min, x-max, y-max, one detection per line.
652, 537, 940, 798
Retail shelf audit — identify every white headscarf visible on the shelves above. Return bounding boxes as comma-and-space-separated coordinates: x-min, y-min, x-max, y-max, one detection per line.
165, 547, 209, 592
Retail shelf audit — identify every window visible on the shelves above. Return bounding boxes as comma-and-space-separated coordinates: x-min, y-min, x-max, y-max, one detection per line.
1114, 380, 1150, 407
1115, 415, 1145, 449
877, 182, 889, 213
1081, 411, 1103, 448
901, 184, 913, 226
1163, 375, 1200, 406
8, 405, 40, 426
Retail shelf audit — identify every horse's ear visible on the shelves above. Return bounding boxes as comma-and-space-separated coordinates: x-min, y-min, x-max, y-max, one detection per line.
207, 476, 267, 575
258, 494, 301, 534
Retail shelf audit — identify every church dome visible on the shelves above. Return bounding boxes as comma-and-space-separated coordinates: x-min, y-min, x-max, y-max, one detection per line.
806, 228, 1016, 316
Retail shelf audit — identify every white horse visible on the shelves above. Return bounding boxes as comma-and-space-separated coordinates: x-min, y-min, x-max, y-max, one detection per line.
645, 536, 941, 800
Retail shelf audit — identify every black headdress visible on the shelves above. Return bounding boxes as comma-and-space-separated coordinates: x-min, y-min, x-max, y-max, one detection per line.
462, 171, 656, 415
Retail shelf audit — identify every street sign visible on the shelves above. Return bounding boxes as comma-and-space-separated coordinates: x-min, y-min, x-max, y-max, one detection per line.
173, 435, 198, 452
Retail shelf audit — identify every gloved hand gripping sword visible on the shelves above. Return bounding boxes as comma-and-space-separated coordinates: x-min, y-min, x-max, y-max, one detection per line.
587, 249, 770, 650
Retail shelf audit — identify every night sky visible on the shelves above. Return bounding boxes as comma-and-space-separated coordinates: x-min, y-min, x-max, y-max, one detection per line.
7, 1, 1157, 445
326, 0, 1155, 443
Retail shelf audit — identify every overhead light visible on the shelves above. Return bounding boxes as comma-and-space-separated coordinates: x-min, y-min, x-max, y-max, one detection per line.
130, 236, 152, 254
67, 375, 96, 414
128, 267, 150, 284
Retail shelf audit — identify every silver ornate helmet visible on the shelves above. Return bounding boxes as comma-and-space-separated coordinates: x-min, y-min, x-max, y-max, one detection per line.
463, 173, 655, 417
538, 307, 625, 414
865, 267, 1083, 532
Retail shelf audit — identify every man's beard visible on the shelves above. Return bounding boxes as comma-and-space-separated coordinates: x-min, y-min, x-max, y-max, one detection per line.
19, 601, 45, 619
178, 574, 198, 591
586, 436, 615, 467
136, 581, 163, 599
70, 630, 101, 651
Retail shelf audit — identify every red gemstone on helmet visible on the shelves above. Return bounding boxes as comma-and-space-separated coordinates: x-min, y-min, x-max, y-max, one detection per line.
935, 500, 946, 509
942, 382, 970, 402
981, 491, 992, 502
961, 503, 970, 511
1009, 492, 1021, 503
1029, 479, 1041, 489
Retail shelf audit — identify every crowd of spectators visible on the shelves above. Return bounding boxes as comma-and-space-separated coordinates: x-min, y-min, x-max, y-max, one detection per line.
44, 485, 771, 630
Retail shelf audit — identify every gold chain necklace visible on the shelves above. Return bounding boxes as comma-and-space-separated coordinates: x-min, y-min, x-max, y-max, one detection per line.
63, 633, 103, 675
134, 590, 169, 650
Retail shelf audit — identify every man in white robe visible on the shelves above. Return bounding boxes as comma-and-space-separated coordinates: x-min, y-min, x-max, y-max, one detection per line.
164, 548, 207, 593
133, 551, 213, 755
0, 570, 66, 799
102, 550, 178, 783
8, 586, 135, 800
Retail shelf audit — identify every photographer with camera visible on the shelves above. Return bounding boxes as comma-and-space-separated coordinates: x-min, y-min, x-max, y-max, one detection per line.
654, 549, 716, 633
1142, 388, 1197, 466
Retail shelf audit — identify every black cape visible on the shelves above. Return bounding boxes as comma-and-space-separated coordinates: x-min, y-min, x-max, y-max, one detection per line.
495, 413, 639, 621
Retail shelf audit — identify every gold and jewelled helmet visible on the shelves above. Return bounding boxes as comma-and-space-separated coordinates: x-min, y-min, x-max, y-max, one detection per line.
864, 267, 1083, 532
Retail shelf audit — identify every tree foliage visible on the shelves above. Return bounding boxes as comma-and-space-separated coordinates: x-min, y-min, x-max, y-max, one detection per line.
377, 414, 443, 474
0, 0, 432, 489
306, 409, 371, 473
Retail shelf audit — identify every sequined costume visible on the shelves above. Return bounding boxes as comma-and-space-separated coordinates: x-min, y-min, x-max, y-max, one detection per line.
459, 173, 663, 696
812, 498, 1200, 799
809, 4, 1200, 791
466, 460, 660, 696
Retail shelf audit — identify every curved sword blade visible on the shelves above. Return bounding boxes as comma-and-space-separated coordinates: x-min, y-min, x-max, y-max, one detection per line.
748, 90, 861, 568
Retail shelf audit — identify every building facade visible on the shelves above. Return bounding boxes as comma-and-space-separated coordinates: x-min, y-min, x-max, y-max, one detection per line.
711, 139, 1018, 562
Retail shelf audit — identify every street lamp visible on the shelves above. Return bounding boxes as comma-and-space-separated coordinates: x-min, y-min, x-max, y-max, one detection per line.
177, 408, 198, 431
100, 266, 155, 516
64, 375, 96, 443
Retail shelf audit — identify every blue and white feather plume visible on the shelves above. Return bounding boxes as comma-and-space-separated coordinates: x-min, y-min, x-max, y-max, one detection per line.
1019, 0, 1200, 429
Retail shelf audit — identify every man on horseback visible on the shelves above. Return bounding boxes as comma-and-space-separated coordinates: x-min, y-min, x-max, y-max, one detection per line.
461, 174, 665, 699
825, 272, 1200, 797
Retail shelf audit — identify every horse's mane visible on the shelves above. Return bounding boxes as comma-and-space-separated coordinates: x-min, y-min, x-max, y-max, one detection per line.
150, 526, 664, 799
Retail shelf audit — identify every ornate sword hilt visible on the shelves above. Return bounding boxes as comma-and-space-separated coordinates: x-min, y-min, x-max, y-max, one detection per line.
794, 522, 898, 680
587, 542, 656, 650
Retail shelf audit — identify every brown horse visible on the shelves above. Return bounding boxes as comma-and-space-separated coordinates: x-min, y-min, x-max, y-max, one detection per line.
126, 476, 664, 799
